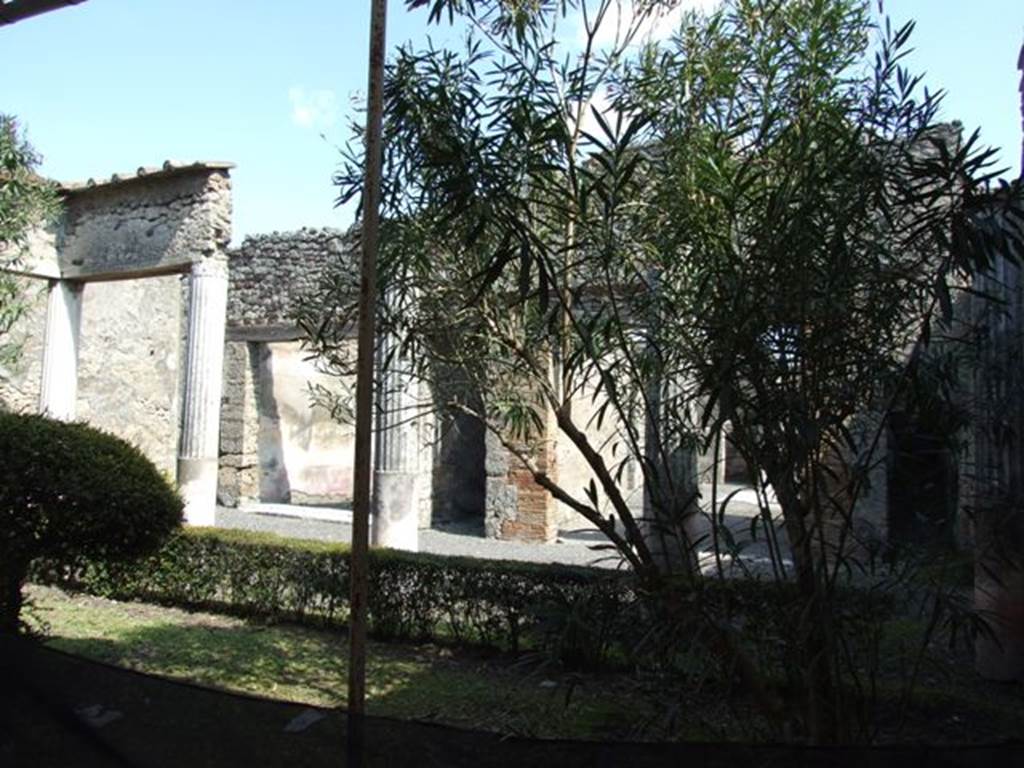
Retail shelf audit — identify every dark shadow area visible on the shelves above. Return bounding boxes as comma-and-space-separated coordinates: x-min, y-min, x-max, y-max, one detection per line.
255, 342, 292, 504
723, 432, 755, 485
432, 373, 486, 531
888, 410, 957, 549
2, 633, 1020, 767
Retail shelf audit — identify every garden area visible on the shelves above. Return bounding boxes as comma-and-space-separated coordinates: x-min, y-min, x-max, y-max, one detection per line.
3, 0, 1024, 763
16, 527, 1024, 749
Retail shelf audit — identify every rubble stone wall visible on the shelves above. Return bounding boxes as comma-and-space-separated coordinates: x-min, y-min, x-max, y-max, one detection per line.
218, 229, 356, 507
60, 168, 231, 280
227, 228, 347, 329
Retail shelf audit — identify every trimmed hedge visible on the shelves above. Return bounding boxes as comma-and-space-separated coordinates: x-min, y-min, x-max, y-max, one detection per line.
32, 528, 631, 653
32, 527, 871, 670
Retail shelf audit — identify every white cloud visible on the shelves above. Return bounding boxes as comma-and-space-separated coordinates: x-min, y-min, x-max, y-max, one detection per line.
288, 86, 339, 130
568, 89, 616, 141
579, 0, 721, 49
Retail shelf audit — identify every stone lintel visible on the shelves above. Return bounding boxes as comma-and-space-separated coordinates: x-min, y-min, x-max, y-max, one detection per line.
63, 260, 194, 283
225, 323, 306, 343
58, 162, 232, 281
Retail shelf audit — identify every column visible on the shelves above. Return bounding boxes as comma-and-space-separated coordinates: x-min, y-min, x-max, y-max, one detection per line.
974, 252, 1024, 681
177, 260, 228, 526
371, 315, 424, 551
641, 370, 701, 575
38, 279, 82, 421
848, 410, 889, 546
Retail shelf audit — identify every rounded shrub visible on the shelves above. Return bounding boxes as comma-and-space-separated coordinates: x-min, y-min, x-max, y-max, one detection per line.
0, 411, 183, 631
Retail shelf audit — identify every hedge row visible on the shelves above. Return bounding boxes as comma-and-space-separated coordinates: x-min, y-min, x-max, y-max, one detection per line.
31, 527, 633, 654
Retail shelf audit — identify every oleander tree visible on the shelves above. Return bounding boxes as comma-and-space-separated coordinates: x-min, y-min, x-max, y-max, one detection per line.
304, 0, 1024, 741
0, 114, 60, 370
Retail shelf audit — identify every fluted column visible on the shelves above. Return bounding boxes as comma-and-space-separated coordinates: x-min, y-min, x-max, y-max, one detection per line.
177, 260, 228, 526
640, 272, 700, 574
371, 304, 425, 551
39, 279, 82, 421
641, 382, 701, 575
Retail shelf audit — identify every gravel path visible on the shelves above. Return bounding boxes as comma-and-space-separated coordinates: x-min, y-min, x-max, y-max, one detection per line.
215, 507, 619, 568
215, 482, 792, 576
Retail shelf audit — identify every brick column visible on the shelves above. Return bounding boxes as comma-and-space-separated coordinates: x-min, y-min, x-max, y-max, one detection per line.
484, 410, 559, 543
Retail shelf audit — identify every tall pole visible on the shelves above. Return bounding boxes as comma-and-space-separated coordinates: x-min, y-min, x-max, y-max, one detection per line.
349, 0, 387, 761
1018, 37, 1023, 175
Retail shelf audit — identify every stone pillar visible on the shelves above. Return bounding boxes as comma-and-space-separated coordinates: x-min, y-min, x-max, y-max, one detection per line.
850, 411, 889, 545
217, 340, 261, 507
177, 260, 228, 526
38, 279, 82, 421
372, 321, 424, 551
483, 411, 559, 543
641, 375, 701, 574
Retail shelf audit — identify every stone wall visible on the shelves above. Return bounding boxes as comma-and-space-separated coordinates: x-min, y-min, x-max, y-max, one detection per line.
218, 229, 356, 507
75, 276, 185, 477
1, 166, 230, 482
227, 228, 348, 330
218, 340, 261, 506
0, 276, 50, 413
59, 165, 232, 280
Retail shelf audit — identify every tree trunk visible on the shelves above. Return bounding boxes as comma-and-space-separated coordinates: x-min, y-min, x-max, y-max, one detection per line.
769, 470, 841, 743
0, 558, 28, 634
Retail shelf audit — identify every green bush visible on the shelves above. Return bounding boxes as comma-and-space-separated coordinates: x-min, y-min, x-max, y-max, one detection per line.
34, 523, 842, 676
33, 524, 857, 671
32, 526, 631, 655
1, 412, 183, 630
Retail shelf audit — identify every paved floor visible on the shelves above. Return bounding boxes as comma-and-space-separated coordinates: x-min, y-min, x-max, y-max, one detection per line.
215, 483, 791, 575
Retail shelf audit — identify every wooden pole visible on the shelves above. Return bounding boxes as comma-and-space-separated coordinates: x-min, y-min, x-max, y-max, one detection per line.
349, 0, 387, 762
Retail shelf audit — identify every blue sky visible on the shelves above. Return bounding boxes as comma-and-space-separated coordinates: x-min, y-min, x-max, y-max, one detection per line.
2, 0, 1021, 244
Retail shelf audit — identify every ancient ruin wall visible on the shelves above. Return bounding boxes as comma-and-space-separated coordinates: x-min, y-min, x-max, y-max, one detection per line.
227, 228, 348, 329
74, 276, 186, 477
60, 168, 232, 477
219, 229, 356, 507
0, 277, 50, 413
60, 167, 232, 280
2, 165, 232, 480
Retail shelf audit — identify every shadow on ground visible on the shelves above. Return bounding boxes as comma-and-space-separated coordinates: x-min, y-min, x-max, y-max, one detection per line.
2, 633, 1021, 767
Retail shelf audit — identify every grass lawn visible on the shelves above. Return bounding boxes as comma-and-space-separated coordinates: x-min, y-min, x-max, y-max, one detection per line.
21, 583, 1024, 746
24, 584, 660, 741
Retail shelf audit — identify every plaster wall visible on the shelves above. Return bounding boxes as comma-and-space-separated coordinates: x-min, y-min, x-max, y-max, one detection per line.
74, 276, 185, 477
256, 340, 355, 505
555, 377, 644, 532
